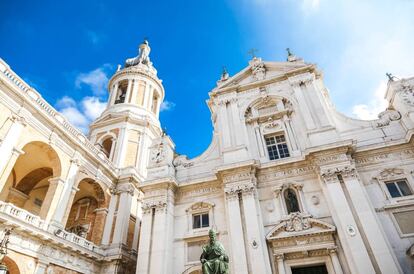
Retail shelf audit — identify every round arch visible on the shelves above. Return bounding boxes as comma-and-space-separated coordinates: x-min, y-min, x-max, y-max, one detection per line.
65, 177, 108, 244
3, 256, 21, 274
1, 141, 62, 217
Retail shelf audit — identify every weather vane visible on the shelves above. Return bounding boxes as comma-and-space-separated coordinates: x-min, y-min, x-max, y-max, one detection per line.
386, 72, 398, 82
248, 48, 258, 58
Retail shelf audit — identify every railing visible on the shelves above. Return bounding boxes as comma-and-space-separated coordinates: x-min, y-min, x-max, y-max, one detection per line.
0, 201, 101, 254
54, 228, 97, 252
0, 61, 117, 173
0, 201, 45, 229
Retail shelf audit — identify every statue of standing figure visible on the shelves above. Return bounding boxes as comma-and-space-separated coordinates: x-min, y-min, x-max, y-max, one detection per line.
200, 229, 229, 274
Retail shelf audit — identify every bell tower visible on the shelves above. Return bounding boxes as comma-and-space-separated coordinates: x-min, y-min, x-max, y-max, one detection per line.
89, 40, 164, 177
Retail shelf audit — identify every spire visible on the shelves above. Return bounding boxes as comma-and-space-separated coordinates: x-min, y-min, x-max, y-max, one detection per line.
220, 66, 229, 81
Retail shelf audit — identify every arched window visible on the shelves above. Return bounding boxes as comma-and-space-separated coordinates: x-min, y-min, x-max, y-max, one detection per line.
284, 188, 300, 214
101, 138, 113, 158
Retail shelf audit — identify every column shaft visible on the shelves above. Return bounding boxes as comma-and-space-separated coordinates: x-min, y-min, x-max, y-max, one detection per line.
241, 192, 271, 273
39, 178, 65, 223
132, 199, 142, 251
0, 148, 23, 194
101, 194, 118, 245
226, 194, 249, 273
276, 255, 286, 274
51, 160, 79, 224
342, 175, 401, 273
136, 210, 153, 274
329, 250, 343, 274
112, 190, 132, 244
321, 179, 375, 274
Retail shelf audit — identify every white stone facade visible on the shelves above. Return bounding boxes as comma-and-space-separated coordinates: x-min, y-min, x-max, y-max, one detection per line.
0, 42, 413, 274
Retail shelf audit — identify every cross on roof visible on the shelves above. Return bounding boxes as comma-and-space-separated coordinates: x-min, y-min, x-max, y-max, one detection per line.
248, 48, 258, 58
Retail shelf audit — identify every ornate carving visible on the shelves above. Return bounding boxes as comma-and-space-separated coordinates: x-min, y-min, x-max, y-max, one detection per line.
173, 155, 194, 168
285, 212, 311, 232
117, 183, 134, 195
250, 58, 266, 81
375, 168, 405, 181
142, 199, 167, 214
376, 109, 401, 127
150, 142, 166, 164
320, 164, 358, 183
400, 80, 414, 106
125, 39, 152, 68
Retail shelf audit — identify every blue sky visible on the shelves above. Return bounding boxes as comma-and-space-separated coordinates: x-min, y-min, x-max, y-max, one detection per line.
1, 0, 414, 158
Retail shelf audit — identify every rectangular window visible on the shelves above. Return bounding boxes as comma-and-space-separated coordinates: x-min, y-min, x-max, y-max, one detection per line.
193, 213, 209, 229
385, 180, 413, 198
265, 134, 290, 160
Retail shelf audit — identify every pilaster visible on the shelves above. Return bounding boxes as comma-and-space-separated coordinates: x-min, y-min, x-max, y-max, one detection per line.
220, 163, 271, 274
112, 183, 134, 245
39, 177, 65, 223
101, 188, 118, 245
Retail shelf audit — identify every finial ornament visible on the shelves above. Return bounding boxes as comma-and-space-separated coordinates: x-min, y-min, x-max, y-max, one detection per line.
386, 72, 398, 82
286, 48, 293, 57
220, 66, 229, 81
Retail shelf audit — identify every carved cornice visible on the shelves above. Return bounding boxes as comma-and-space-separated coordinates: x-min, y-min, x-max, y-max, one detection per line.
374, 167, 405, 181
142, 199, 168, 214
319, 164, 358, 184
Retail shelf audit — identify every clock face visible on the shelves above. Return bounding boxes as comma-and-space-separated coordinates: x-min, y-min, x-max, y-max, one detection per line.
401, 84, 414, 106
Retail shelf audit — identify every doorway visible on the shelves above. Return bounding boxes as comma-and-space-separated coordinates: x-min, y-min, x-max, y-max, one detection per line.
291, 264, 328, 274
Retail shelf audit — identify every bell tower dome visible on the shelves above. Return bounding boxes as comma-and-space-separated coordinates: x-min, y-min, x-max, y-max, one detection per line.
89, 40, 165, 177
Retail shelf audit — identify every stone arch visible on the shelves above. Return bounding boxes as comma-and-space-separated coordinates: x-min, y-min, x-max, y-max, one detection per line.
65, 178, 108, 244
1, 141, 62, 217
3, 256, 21, 274
241, 95, 295, 121
97, 132, 117, 159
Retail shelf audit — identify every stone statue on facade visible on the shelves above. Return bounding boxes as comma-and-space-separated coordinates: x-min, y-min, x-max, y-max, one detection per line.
200, 229, 229, 274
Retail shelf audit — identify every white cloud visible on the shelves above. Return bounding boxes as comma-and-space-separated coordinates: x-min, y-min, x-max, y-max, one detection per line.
160, 100, 176, 112
82, 96, 107, 120
75, 66, 110, 96
56, 96, 106, 133
301, 0, 320, 13
352, 81, 388, 120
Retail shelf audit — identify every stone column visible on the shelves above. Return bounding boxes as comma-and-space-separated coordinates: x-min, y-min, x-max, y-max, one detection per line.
0, 147, 24, 194
0, 115, 26, 192
91, 208, 108, 244
109, 82, 119, 106
136, 205, 154, 274
61, 186, 79, 226
146, 86, 154, 110
275, 254, 286, 274
112, 184, 133, 245
241, 188, 271, 274
132, 197, 142, 251
148, 193, 174, 274
339, 166, 402, 274
142, 84, 150, 109
114, 127, 128, 167
51, 159, 80, 225
125, 79, 133, 103
224, 190, 249, 273
328, 248, 343, 274
131, 79, 139, 105
319, 168, 375, 274
101, 190, 118, 245
39, 177, 65, 223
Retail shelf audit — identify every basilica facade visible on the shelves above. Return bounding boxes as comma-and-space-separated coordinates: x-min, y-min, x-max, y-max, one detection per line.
0, 41, 413, 274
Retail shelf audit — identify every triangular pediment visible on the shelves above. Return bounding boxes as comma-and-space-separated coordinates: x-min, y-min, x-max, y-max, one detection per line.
216, 59, 311, 90
266, 213, 336, 241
